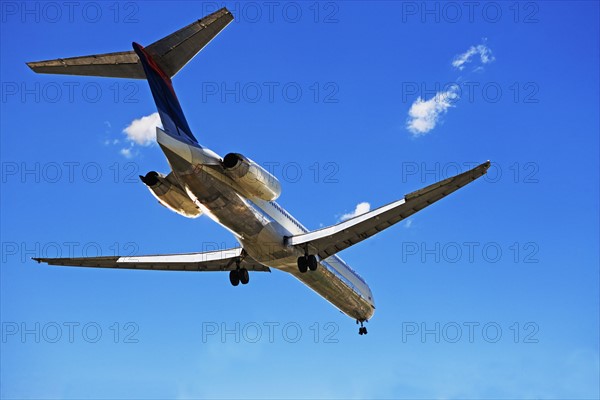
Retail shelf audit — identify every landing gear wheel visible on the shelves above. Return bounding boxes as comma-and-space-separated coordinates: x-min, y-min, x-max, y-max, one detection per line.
307, 255, 318, 271
229, 270, 240, 286
358, 321, 368, 335
297, 256, 308, 273
239, 268, 249, 285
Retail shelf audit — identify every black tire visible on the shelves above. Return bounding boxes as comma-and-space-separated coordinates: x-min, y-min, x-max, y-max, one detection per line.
307, 255, 318, 271
229, 270, 240, 286
239, 268, 250, 285
297, 256, 308, 273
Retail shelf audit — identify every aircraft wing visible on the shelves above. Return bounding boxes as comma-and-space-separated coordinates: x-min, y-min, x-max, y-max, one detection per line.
33, 248, 270, 272
286, 161, 490, 259
26, 8, 233, 79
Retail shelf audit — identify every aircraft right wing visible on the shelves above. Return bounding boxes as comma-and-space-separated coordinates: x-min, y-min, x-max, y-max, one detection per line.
26, 8, 234, 79
33, 247, 270, 272
286, 161, 490, 260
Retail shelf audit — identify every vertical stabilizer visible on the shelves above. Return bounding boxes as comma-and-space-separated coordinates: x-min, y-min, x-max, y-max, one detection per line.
133, 43, 197, 144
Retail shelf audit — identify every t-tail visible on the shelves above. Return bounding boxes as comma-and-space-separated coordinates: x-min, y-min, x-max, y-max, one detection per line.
27, 7, 234, 146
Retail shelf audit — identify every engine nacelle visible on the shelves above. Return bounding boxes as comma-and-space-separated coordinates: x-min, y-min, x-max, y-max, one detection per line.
140, 171, 201, 218
222, 153, 281, 201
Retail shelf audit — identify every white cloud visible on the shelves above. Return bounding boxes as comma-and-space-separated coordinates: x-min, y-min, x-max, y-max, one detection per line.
406, 88, 459, 136
452, 43, 495, 71
340, 202, 371, 221
404, 42, 495, 137
120, 147, 134, 159
122, 112, 162, 146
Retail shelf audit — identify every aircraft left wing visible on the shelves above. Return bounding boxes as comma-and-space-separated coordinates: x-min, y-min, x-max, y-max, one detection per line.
33, 248, 270, 272
286, 161, 490, 260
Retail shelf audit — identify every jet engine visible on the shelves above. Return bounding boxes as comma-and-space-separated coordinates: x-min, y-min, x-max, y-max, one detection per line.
222, 153, 281, 201
140, 171, 201, 218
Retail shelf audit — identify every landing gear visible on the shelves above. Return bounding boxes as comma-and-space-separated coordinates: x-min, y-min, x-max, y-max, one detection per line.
357, 320, 368, 335
229, 270, 240, 286
297, 256, 308, 273
307, 255, 318, 271
229, 266, 249, 286
297, 254, 318, 273
239, 268, 249, 285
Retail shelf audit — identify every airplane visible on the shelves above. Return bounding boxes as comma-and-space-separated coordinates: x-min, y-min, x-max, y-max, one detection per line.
28, 8, 490, 335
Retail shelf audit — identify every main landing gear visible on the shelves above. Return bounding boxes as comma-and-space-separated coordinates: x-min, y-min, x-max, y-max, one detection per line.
229, 258, 250, 286
297, 253, 318, 273
229, 268, 249, 286
357, 320, 368, 335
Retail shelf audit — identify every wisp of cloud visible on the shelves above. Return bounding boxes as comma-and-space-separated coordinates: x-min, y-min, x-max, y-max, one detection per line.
405, 41, 494, 137
122, 112, 162, 146
340, 202, 371, 221
406, 88, 459, 136
452, 43, 495, 71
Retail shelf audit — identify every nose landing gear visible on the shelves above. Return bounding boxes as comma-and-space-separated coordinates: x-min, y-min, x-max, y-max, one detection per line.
357, 320, 368, 335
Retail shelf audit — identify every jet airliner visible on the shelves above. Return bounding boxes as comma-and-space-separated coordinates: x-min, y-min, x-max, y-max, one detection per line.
29, 8, 489, 335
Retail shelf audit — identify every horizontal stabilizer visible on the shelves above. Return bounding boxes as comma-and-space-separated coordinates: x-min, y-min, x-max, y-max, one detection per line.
33, 247, 270, 272
27, 51, 144, 79
286, 161, 490, 259
26, 8, 233, 79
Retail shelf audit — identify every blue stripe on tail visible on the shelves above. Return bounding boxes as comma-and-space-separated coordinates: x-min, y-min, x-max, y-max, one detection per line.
132, 42, 198, 144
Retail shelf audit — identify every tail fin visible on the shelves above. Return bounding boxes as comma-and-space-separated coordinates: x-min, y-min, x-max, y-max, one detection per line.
133, 42, 196, 143
28, 8, 234, 144
26, 8, 233, 79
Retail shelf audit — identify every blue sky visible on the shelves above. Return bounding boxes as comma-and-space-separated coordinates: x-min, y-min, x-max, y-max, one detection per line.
1, 1, 599, 398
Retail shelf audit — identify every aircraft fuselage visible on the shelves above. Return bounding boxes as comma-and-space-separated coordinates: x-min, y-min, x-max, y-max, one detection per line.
157, 129, 376, 322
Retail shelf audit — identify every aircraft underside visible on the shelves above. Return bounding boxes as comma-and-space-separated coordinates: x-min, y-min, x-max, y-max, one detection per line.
161, 137, 376, 323
28, 7, 490, 336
